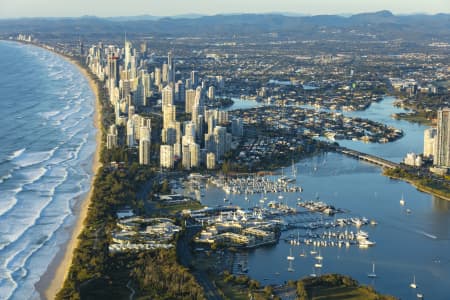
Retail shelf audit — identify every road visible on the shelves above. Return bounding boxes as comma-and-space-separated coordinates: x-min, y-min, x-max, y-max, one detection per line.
177, 222, 223, 300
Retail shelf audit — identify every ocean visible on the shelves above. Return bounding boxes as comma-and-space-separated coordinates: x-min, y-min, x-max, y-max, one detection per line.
0, 41, 96, 299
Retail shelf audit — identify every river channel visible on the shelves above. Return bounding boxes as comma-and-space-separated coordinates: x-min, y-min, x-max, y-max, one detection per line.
199, 96, 450, 299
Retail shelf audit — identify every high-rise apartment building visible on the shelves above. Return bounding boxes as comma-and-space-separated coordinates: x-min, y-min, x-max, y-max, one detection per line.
106, 124, 118, 149
162, 85, 174, 107
423, 128, 437, 158
434, 108, 450, 168
139, 138, 151, 165
208, 86, 215, 101
160, 145, 174, 169
191, 70, 199, 88
206, 152, 216, 170
185, 89, 196, 114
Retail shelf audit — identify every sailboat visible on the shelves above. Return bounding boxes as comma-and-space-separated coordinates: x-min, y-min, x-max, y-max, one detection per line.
400, 193, 405, 206
310, 245, 318, 255
410, 275, 417, 289
299, 248, 307, 257
315, 250, 323, 261
310, 267, 317, 277
287, 248, 295, 271
367, 262, 377, 278
287, 248, 295, 261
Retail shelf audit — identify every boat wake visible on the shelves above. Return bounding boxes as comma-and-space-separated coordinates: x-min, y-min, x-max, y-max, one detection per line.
415, 230, 437, 240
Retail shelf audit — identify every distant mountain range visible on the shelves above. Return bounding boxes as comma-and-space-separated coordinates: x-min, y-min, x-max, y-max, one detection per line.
0, 11, 448, 41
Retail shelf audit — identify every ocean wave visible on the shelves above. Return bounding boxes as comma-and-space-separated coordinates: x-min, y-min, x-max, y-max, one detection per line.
53, 106, 82, 123
0, 167, 68, 252
12, 149, 56, 168
19, 167, 47, 184
0, 173, 12, 184
9, 149, 26, 161
38, 111, 61, 120
0, 188, 20, 217
48, 70, 64, 78
0, 167, 48, 218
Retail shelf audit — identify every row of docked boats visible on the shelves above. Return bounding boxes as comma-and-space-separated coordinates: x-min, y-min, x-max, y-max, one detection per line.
212, 175, 302, 195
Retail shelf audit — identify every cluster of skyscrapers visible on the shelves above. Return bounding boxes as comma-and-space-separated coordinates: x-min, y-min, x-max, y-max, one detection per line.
87, 39, 242, 169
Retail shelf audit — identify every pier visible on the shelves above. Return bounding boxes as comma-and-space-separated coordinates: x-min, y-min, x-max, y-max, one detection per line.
336, 147, 399, 169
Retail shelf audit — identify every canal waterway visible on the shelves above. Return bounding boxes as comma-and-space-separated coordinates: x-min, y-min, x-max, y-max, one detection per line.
204, 96, 450, 299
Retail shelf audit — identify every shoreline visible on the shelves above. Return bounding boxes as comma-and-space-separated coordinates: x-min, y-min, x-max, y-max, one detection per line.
31, 48, 103, 299
383, 172, 450, 202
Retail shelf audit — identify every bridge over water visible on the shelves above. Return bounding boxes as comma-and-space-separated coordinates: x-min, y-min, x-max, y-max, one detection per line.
336, 147, 399, 169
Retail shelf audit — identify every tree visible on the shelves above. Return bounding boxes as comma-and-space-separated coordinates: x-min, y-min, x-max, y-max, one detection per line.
161, 179, 170, 194
297, 281, 308, 300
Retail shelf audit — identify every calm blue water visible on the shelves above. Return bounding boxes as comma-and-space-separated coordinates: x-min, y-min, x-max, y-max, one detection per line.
209, 97, 450, 299
0, 41, 96, 299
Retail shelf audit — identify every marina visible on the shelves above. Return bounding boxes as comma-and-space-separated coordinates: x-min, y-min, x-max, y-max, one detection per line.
210, 175, 302, 195
183, 97, 450, 300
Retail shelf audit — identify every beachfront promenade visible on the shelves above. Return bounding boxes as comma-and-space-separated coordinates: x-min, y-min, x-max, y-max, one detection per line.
336, 147, 399, 169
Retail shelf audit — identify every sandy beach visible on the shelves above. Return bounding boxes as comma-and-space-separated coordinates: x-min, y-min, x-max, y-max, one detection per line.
34, 54, 103, 299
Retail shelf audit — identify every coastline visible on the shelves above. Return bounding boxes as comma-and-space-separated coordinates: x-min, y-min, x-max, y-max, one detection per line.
32, 49, 103, 299
383, 172, 450, 202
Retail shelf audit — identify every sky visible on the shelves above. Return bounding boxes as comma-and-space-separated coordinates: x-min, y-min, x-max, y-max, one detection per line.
0, 0, 449, 18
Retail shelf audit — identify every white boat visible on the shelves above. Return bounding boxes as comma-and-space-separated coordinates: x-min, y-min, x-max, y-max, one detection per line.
310, 268, 317, 277
406, 208, 412, 214
310, 245, 318, 255
358, 239, 376, 248
299, 249, 307, 257
314, 263, 322, 268
356, 230, 369, 240
368, 263, 377, 278
417, 293, 423, 299
315, 250, 323, 261
287, 248, 295, 261
410, 276, 417, 289
400, 193, 405, 206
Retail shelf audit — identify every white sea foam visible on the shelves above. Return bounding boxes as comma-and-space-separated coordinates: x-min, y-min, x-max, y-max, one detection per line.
0, 41, 97, 300
0, 188, 20, 218
8, 149, 26, 161
38, 111, 61, 120
12, 149, 56, 168
0, 173, 12, 184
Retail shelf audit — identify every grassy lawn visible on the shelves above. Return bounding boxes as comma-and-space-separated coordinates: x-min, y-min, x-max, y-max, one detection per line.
308, 285, 392, 300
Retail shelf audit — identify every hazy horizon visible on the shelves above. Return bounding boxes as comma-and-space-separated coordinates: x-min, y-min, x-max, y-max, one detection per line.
1, 0, 449, 19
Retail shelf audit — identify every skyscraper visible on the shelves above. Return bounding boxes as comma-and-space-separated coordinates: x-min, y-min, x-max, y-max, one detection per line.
208, 86, 215, 101
160, 145, 174, 169
434, 108, 450, 168
168, 51, 175, 84
190, 143, 200, 168
214, 126, 227, 159
162, 85, 174, 107
163, 104, 176, 129
423, 128, 437, 158
106, 124, 118, 150
124, 40, 132, 71
126, 118, 136, 147
185, 89, 196, 114
232, 118, 244, 137
206, 152, 216, 170
139, 136, 151, 165
191, 70, 199, 88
